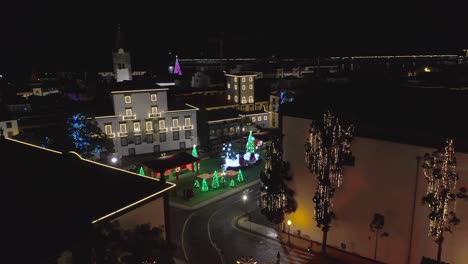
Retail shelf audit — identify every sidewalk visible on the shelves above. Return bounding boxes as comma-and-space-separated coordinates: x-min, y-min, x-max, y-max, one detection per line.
169, 179, 261, 210
236, 215, 380, 264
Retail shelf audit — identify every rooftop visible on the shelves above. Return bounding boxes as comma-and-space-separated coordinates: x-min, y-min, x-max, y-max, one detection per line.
2, 137, 174, 262
206, 108, 241, 122
110, 80, 169, 93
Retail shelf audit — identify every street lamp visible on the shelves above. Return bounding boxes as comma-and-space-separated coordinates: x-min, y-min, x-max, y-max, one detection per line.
287, 220, 292, 246
242, 194, 248, 215
111, 157, 118, 164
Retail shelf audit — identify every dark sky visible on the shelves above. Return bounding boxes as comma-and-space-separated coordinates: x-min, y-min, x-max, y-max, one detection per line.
1, 2, 467, 81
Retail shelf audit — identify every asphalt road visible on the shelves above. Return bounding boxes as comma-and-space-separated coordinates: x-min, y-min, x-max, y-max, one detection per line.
170, 183, 316, 264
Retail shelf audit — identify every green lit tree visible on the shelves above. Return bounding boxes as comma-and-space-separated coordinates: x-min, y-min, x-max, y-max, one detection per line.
201, 178, 209, 192
194, 179, 200, 188
245, 131, 255, 154
305, 111, 354, 254
212, 171, 220, 189
220, 175, 227, 186
192, 144, 198, 172
237, 169, 244, 182
421, 139, 467, 262
260, 137, 297, 224
139, 167, 145, 176
229, 179, 236, 187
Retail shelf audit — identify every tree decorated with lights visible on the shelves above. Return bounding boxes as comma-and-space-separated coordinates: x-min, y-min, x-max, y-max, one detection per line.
260, 138, 297, 224
212, 171, 220, 189
139, 167, 145, 176
220, 175, 227, 186
192, 144, 198, 172
194, 179, 200, 188
201, 178, 209, 192
173, 55, 182, 76
305, 111, 354, 254
229, 179, 236, 187
245, 131, 256, 155
237, 169, 244, 183
66, 113, 114, 158
421, 138, 467, 262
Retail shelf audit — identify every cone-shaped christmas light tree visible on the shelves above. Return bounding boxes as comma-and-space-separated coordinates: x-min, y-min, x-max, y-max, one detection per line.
245, 131, 255, 154
139, 167, 145, 176
237, 169, 244, 182
229, 179, 236, 187
192, 144, 198, 172
194, 179, 200, 188
201, 178, 209, 192
220, 175, 226, 186
173, 55, 182, 76
212, 171, 220, 189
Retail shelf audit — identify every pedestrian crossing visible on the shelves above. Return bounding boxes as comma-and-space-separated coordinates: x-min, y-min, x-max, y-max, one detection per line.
260, 248, 316, 264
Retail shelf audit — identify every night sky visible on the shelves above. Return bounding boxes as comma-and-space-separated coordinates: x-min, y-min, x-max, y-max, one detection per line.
1, 2, 467, 82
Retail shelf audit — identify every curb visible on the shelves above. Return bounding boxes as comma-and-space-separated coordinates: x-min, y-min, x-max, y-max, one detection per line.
170, 179, 261, 211
233, 214, 281, 243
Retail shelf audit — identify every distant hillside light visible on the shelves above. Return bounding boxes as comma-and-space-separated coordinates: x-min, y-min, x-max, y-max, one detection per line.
424, 67, 431, 72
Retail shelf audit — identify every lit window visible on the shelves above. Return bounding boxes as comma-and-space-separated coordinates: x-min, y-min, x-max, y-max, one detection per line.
252, 117, 256, 122
234, 77, 238, 82
120, 123, 127, 133
242, 77, 246, 82
172, 118, 179, 128
185, 117, 191, 126
105, 125, 113, 135
242, 85, 246, 90
234, 84, 238, 90
227, 83, 231, 89
228, 94, 231, 100
151, 106, 158, 114
146, 121, 153, 131
249, 84, 253, 89
234, 96, 238, 102
249, 77, 253, 82
249, 96, 253, 103
133, 122, 141, 132
159, 120, 165, 129
125, 108, 133, 116
242, 97, 246, 104
124, 95, 132, 104
264, 115, 268, 121
257, 116, 261, 121
151, 94, 157, 102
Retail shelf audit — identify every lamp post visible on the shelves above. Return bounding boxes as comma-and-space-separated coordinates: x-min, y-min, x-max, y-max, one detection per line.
287, 220, 292, 246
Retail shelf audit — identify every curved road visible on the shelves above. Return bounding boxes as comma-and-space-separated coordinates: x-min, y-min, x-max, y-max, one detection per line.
171, 183, 315, 264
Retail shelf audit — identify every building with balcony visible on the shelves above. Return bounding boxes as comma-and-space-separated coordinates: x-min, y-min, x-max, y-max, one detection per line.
95, 80, 198, 157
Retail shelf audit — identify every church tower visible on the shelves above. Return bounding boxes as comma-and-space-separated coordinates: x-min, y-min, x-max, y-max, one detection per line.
112, 25, 132, 82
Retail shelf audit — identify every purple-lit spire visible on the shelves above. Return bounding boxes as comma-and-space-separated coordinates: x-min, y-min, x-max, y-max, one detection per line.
173, 55, 182, 76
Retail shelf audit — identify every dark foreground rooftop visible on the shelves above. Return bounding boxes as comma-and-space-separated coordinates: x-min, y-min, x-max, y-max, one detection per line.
2, 137, 174, 262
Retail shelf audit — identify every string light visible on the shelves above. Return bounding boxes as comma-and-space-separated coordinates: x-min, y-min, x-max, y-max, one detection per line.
305, 111, 354, 228
422, 138, 460, 242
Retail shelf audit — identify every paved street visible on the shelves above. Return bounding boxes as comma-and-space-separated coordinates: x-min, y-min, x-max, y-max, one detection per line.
170, 183, 316, 264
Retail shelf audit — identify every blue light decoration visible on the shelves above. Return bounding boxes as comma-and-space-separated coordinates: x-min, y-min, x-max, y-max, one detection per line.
279, 90, 295, 104
67, 113, 101, 157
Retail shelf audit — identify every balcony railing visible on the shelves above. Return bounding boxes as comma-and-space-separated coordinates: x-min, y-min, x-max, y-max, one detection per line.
149, 113, 161, 118
106, 133, 116, 138
171, 126, 181, 131
133, 130, 142, 136
158, 127, 168, 133
146, 128, 154, 134
122, 114, 136, 121
118, 132, 128, 137
183, 125, 194, 130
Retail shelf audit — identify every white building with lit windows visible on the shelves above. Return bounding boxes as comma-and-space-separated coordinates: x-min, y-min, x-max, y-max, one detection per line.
95, 81, 198, 157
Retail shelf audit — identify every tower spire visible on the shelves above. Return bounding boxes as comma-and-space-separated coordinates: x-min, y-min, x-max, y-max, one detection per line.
115, 24, 124, 50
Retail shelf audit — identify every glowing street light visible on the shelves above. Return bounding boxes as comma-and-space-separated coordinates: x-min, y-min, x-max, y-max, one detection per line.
111, 157, 118, 164
243, 194, 248, 201
287, 220, 292, 246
